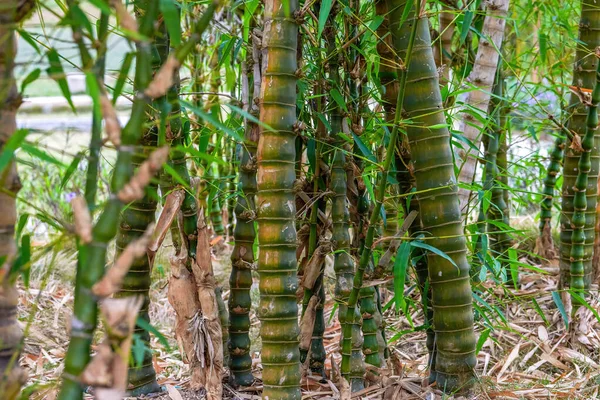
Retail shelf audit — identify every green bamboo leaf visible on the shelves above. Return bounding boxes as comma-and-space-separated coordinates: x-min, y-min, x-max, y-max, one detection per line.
317, 0, 333, 40
46, 49, 76, 113
393, 242, 410, 312
175, 145, 226, 166
160, 0, 181, 47
21, 143, 65, 168
136, 317, 171, 350
60, 152, 84, 189
330, 88, 348, 112
507, 248, 519, 286
410, 240, 459, 272
20, 68, 41, 94
87, 0, 112, 13
551, 291, 568, 329
531, 298, 549, 326
568, 290, 600, 324
181, 99, 243, 142
539, 32, 548, 63
217, 36, 236, 69
0, 128, 29, 173
225, 103, 275, 132
163, 163, 191, 188
351, 132, 376, 163
112, 52, 135, 104
475, 328, 490, 355
459, 10, 474, 45
16, 214, 29, 239
17, 29, 40, 55
70, 4, 95, 36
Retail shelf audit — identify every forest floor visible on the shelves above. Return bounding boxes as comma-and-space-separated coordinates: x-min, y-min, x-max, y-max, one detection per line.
16, 230, 600, 400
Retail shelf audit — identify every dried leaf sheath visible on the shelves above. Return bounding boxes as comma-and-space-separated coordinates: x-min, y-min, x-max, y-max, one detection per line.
386, 0, 476, 392
559, 1, 600, 289
256, 0, 302, 398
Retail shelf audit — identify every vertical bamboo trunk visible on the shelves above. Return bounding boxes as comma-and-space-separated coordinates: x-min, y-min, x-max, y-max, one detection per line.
375, 0, 435, 376
228, 29, 260, 385
257, 0, 302, 398
570, 51, 600, 298
112, 15, 171, 395
559, 1, 600, 289
455, 0, 510, 213
483, 69, 514, 285
59, 1, 161, 398
0, 4, 33, 396
538, 133, 564, 260
387, 0, 476, 392
438, 4, 454, 84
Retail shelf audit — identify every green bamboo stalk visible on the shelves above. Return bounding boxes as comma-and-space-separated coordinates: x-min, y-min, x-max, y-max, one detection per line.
228, 31, 260, 385
385, 0, 477, 392
375, 0, 434, 375
330, 6, 366, 391
538, 133, 564, 259
484, 70, 515, 286
560, 0, 600, 289
570, 50, 600, 298
58, 2, 160, 398
0, 2, 34, 397
256, 0, 302, 397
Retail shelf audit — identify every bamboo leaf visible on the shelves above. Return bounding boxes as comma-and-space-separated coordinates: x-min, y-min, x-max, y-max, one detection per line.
410, 240, 459, 272
551, 291, 568, 329
475, 328, 490, 355
21, 143, 65, 168
0, 129, 29, 173
20, 68, 41, 94
136, 317, 171, 350
181, 99, 243, 142
330, 88, 348, 112
393, 242, 410, 312
87, 0, 112, 14
317, 0, 333, 40
459, 9, 474, 45
160, 0, 181, 47
351, 132, 376, 163
112, 52, 135, 104
46, 49, 76, 113
60, 152, 84, 189
18, 29, 41, 55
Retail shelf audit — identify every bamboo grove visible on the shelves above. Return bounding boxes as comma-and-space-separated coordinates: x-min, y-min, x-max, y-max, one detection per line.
2, 0, 600, 399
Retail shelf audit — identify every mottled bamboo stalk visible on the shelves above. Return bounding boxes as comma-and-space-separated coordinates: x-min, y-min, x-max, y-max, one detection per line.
256, 0, 302, 397
387, 0, 477, 392
559, 1, 600, 289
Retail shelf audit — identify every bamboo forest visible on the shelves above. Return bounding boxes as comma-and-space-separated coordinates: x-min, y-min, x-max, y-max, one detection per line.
3, 0, 600, 398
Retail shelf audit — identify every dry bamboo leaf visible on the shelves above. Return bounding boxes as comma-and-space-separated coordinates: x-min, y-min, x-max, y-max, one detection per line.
299, 295, 319, 351
145, 55, 181, 99
110, 0, 138, 33
165, 384, 184, 400
93, 224, 154, 298
118, 146, 169, 203
538, 325, 549, 342
497, 342, 521, 380
148, 190, 185, 266
339, 377, 351, 400
71, 196, 92, 243
99, 296, 143, 341
569, 134, 583, 152
100, 93, 121, 147
302, 242, 332, 290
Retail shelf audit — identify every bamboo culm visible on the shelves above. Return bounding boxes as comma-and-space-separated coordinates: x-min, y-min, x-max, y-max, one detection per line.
570, 50, 600, 297
256, 0, 302, 398
386, 0, 477, 392
228, 23, 260, 386
58, 1, 160, 398
559, 1, 600, 289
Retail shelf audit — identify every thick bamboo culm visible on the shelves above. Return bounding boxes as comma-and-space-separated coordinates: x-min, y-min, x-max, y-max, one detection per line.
256, 0, 302, 398
386, 0, 476, 392
559, 0, 600, 289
